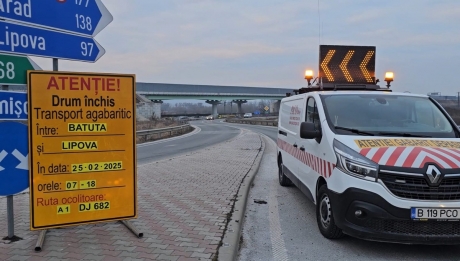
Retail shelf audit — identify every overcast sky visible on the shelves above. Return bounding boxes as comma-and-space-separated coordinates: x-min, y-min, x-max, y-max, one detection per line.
33, 0, 460, 95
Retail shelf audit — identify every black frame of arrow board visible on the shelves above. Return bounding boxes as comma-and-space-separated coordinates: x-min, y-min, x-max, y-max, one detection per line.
319, 45, 376, 84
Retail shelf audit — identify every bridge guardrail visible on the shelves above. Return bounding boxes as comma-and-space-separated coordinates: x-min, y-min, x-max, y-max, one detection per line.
136, 124, 193, 143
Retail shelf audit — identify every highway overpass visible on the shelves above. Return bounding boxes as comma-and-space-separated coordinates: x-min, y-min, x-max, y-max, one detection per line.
136, 82, 292, 118
4, 82, 294, 118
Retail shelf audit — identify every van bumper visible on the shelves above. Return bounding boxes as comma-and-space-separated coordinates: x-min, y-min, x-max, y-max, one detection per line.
329, 188, 460, 245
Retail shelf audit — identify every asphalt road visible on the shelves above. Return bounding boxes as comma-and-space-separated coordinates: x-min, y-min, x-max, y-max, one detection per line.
136, 120, 240, 165
236, 124, 460, 261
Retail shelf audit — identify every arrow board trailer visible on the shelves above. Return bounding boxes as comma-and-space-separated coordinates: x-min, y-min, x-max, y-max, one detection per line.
0, 20, 105, 62
0, 0, 113, 37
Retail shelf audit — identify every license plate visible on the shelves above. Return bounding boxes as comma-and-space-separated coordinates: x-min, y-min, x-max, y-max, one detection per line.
411, 207, 460, 220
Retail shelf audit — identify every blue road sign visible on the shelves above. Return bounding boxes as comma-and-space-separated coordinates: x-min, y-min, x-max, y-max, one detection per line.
0, 91, 28, 120
0, 0, 113, 37
0, 21, 105, 62
0, 122, 29, 196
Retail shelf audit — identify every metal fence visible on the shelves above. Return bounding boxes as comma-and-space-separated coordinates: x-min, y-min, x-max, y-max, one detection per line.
136, 124, 193, 143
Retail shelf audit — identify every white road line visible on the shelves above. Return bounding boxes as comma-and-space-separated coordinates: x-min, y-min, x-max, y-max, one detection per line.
268, 140, 289, 261
222, 121, 277, 129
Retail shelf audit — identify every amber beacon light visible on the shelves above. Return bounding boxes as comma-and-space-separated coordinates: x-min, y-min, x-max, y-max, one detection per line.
384, 72, 394, 88
305, 70, 314, 86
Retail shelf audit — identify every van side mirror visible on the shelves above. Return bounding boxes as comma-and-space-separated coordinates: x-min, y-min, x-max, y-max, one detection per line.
300, 122, 322, 141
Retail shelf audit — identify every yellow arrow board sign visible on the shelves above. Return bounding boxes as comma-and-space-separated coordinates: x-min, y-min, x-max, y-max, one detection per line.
27, 71, 137, 230
319, 45, 376, 84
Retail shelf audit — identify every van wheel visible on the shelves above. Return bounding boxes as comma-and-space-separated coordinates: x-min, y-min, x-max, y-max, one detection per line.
278, 162, 292, 186
316, 185, 343, 239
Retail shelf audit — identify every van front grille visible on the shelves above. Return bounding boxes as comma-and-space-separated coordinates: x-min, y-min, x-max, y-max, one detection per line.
379, 171, 460, 200
363, 218, 460, 236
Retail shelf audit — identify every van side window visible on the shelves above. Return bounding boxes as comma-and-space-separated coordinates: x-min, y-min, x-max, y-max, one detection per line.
306, 98, 320, 131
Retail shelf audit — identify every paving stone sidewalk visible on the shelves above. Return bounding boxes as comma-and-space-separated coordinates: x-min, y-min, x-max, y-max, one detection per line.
0, 129, 263, 261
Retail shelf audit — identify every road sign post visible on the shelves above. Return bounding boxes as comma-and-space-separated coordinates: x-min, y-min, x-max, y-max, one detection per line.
0, 54, 41, 85
28, 71, 137, 230
0, 21, 105, 62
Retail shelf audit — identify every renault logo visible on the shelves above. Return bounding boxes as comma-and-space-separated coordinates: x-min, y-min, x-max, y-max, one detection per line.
426, 165, 442, 185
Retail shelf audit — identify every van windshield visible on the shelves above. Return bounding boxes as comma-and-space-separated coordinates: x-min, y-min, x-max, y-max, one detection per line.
320, 94, 457, 138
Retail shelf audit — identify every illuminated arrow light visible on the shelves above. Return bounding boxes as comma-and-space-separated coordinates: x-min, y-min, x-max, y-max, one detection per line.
321, 50, 336, 82
340, 50, 355, 82
360, 51, 375, 83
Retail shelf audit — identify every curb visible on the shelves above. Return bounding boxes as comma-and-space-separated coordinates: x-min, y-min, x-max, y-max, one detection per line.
218, 134, 266, 261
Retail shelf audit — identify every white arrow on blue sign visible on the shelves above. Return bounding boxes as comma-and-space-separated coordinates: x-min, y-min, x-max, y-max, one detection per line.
0, 20, 105, 62
0, 90, 28, 120
0, 122, 29, 196
0, 0, 113, 37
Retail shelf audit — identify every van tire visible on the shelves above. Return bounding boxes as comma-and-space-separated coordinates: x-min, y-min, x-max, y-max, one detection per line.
278, 162, 292, 186
316, 185, 343, 239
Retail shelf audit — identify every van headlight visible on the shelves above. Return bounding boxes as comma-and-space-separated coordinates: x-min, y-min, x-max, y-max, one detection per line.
333, 139, 378, 181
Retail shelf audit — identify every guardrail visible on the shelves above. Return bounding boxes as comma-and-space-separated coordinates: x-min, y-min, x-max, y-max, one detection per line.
225, 119, 278, 127
136, 124, 193, 143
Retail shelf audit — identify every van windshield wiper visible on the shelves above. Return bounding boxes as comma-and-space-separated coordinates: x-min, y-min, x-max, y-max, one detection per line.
334, 126, 374, 136
377, 132, 431, 138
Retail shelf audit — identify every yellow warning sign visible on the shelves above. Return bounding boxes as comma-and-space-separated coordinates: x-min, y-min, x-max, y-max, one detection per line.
28, 71, 137, 230
355, 139, 460, 149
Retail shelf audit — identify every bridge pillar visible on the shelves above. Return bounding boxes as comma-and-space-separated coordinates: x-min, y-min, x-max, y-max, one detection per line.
152, 100, 163, 119
270, 100, 281, 114
206, 100, 221, 118
233, 100, 247, 117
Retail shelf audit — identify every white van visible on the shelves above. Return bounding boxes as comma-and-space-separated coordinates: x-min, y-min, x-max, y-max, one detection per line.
277, 85, 460, 244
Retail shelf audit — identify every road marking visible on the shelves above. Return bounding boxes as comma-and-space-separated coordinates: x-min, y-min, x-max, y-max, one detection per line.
165, 145, 176, 147
267, 138, 289, 261
222, 122, 277, 129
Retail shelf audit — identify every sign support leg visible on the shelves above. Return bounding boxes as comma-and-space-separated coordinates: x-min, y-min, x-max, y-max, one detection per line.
34, 230, 47, 252
120, 220, 143, 238
53, 58, 59, 71
6, 195, 14, 239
